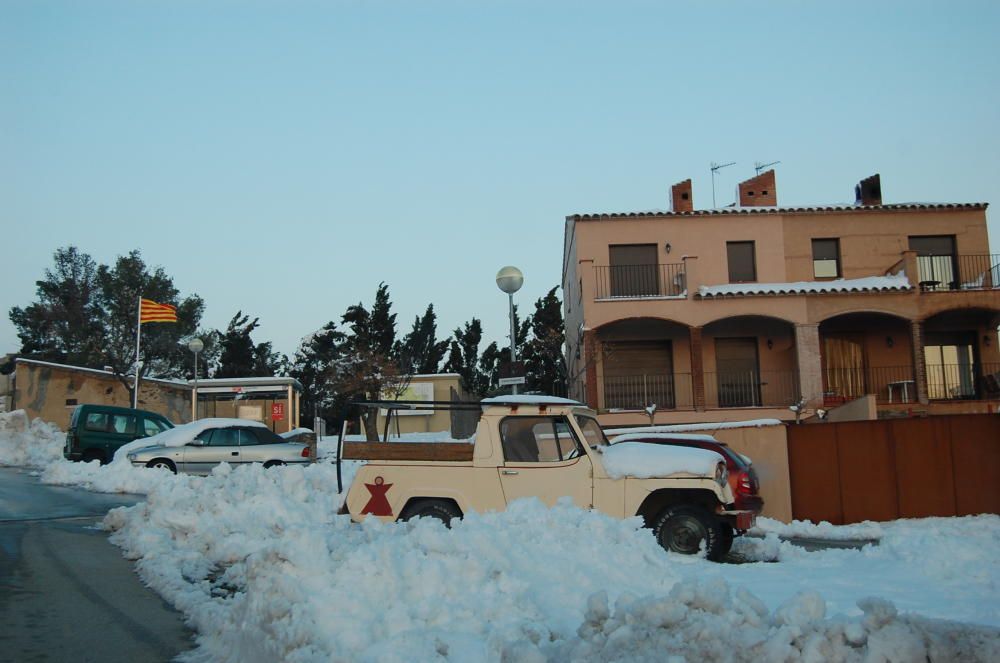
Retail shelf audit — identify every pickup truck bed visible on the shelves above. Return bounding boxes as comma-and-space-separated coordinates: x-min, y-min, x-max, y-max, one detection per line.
341, 441, 474, 462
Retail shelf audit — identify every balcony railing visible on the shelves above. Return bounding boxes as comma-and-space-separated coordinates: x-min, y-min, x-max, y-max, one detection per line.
916, 254, 1000, 292
704, 370, 799, 408
595, 263, 686, 299
927, 362, 1000, 400
602, 373, 694, 410
823, 365, 918, 404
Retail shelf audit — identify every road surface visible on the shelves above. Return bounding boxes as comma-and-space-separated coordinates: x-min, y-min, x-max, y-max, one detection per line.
0, 466, 193, 662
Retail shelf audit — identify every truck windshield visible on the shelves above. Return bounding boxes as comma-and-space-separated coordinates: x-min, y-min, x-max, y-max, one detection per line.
574, 415, 609, 448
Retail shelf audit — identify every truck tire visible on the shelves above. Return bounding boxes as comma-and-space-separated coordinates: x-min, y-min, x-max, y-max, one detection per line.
718, 524, 735, 557
400, 499, 462, 527
652, 505, 725, 560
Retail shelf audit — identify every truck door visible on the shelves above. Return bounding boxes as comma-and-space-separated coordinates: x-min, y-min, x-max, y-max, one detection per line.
496, 415, 593, 509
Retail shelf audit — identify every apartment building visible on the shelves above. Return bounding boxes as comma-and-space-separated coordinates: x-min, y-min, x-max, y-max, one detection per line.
563, 171, 999, 425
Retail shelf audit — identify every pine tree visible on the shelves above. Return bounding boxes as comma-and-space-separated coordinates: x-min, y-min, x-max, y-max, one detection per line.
217, 312, 285, 378
522, 287, 567, 395
289, 322, 345, 426
397, 304, 449, 375
444, 318, 488, 396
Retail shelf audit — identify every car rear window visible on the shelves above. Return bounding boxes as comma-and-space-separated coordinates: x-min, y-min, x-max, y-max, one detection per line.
248, 428, 285, 445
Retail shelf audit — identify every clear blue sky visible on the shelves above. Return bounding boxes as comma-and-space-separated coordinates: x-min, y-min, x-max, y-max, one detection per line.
3, 0, 998, 359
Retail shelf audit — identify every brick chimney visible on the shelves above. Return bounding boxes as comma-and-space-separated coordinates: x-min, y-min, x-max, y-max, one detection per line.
855, 174, 882, 206
671, 179, 693, 213
737, 170, 777, 207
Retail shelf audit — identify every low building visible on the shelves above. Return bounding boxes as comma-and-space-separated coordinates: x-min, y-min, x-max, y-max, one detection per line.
193, 377, 303, 433
371, 374, 476, 438
563, 172, 999, 426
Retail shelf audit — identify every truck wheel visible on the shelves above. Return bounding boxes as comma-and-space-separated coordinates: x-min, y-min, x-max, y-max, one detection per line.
718, 524, 734, 557
146, 458, 177, 474
400, 499, 462, 527
652, 505, 725, 560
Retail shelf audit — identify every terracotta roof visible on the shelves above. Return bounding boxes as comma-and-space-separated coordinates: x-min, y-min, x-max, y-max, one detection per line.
568, 202, 988, 221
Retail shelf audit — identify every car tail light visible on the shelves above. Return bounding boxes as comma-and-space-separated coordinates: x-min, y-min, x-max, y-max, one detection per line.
736, 471, 754, 495
301, 446, 311, 459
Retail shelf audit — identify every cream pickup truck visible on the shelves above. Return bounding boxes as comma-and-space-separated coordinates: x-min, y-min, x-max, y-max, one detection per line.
338, 396, 756, 560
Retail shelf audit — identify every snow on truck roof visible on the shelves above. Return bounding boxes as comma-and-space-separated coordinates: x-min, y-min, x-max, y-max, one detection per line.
481, 395, 584, 406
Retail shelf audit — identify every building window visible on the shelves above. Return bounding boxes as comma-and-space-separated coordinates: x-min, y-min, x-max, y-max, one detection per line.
727, 241, 756, 282
812, 238, 841, 278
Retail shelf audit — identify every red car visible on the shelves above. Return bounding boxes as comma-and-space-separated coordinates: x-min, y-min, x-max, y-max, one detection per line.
606, 431, 764, 515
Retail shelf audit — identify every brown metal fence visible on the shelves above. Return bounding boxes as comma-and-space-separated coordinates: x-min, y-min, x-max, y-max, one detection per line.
787, 415, 1000, 524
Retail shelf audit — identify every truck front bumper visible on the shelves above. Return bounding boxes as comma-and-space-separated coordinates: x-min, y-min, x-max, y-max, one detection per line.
719, 509, 757, 532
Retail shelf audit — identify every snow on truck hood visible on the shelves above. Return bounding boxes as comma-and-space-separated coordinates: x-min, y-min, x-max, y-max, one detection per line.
599, 441, 724, 479
111, 418, 268, 463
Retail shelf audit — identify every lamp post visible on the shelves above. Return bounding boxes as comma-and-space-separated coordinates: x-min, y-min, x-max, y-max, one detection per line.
495, 266, 524, 395
188, 337, 203, 421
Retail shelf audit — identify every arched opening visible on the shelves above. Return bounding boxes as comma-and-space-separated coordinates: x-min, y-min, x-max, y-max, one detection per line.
702, 315, 798, 408
595, 318, 691, 410
921, 308, 1000, 401
819, 312, 915, 405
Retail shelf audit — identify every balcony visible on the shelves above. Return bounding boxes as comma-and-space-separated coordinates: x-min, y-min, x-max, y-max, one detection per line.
603, 373, 693, 410
916, 254, 1000, 292
927, 362, 1000, 401
595, 263, 686, 299
704, 370, 800, 408
822, 366, 918, 404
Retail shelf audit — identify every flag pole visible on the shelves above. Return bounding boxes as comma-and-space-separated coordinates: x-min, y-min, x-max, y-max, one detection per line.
133, 295, 142, 408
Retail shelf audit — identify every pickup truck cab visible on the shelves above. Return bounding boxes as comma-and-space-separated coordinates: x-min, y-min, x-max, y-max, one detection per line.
340, 396, 755, 560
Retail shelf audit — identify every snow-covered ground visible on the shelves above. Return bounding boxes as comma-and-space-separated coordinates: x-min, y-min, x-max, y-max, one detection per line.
2, 410, 998, 661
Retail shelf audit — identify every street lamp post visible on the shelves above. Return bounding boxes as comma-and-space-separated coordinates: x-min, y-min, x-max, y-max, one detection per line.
495, 266, 524, 395
188, 337, 204, 421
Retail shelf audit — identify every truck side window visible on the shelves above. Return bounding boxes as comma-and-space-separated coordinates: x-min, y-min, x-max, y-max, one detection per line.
84, 412, 108, 432
500, 416, 582, 463
109, 414, 136, 435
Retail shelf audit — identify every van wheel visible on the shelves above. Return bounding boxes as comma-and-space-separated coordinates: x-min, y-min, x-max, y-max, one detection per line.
263, 460, 285, 469
652, 505, 725, 560
400, 499, 462, 527
81, 449, 106, 465
146, 458, 177, 474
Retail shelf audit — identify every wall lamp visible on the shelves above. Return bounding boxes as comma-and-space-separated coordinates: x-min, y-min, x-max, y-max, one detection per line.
886, 336, 894, 348
665, 242, 672, 254
985, 335, 992, 348
766, 338, 773, 350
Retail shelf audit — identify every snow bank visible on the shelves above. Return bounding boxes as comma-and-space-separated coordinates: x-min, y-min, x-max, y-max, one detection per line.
0, 409, 65, 468
600, 441, 723, 479
755, 516, 885, 542
112, 417, 268, 463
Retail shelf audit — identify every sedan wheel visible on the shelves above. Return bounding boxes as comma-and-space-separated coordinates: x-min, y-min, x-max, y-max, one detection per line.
146, 458, 177, 474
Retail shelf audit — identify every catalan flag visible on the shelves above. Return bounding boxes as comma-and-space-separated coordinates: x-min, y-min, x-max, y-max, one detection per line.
139, 298, 177, 324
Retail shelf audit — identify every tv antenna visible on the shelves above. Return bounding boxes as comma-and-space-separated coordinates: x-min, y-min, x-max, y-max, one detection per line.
710, 161, 736, 208
754, 160, 780, 175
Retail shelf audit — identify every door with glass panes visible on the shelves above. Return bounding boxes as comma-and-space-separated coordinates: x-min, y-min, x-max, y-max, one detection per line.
496, 416, 593, 508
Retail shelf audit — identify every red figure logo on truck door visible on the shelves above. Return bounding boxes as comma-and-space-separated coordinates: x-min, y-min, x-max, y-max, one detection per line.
361, 476, 393, 516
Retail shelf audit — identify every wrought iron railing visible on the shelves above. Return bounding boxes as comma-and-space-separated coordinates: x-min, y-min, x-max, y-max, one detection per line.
602, 373, 694, 410
916, 254, 1000, 291
927, 362, 1000, 400
595, 263, 686, 299
823, 365, 918, 403
704, 370, 799, 408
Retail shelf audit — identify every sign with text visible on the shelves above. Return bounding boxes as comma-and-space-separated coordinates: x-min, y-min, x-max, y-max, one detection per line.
498, 376, 526, 386
379, 382, 434, 416
272, 402, 285, 421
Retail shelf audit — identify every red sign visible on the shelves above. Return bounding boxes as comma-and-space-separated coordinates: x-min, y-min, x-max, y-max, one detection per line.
271, 402, 285, 421
361, 476, 394, 516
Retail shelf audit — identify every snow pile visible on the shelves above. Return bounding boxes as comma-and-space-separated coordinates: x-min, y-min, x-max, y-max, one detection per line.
112, 417, 268, 462
0, 409, 65, 468
280, 427, 314, 439
755, 516, 885, 541
551, 583, 999, 662
41, 455, 185, 494
600, 441, 723, 479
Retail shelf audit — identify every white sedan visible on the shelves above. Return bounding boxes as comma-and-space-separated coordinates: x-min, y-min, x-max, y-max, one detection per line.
122, 418, 311, 475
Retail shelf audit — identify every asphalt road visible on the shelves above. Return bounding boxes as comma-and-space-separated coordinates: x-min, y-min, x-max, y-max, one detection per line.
0, 467, 193, 662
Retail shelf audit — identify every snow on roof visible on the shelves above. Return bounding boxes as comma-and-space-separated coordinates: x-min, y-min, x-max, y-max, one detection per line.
607, 419, 784, 436
698, 273, 911, 299
188, 376, 304, 390
481, 395, 583, 406
568, 201, 988, 220
15, 358, 189, 386
599, 441, 723, 479
608, 432, 720, 444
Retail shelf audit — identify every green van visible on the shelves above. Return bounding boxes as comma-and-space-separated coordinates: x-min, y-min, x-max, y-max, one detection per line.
64, 404, 175, 464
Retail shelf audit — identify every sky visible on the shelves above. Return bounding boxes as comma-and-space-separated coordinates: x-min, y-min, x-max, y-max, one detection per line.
3, 0, 999, 361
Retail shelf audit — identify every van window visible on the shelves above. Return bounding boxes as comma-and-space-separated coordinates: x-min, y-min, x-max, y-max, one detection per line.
143, 418, 169, 437
84, 412, 108, 432
109, 415, 136, 435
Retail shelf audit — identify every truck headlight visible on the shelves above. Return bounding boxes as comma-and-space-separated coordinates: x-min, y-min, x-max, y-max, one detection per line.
715, 462, 728, 486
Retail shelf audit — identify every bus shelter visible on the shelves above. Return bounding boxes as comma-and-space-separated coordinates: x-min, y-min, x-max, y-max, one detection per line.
190, 377, 302, 433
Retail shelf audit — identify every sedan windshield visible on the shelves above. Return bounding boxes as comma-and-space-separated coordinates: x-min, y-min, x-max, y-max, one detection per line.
574, 415, 609, 448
